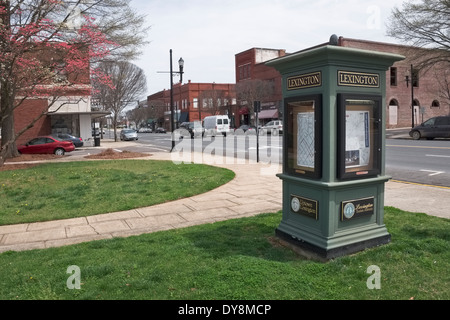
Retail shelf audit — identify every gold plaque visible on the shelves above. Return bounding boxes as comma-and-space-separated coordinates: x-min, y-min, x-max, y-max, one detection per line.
338, 71, 380, 88
287, 72, 322, 90
291, 195, 319, 220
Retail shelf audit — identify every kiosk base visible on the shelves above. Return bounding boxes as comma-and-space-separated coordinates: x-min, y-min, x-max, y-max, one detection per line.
275, 228, 391, 262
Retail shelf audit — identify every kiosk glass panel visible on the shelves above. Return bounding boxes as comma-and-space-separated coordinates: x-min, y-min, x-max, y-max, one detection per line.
286, 95, 322, 179
338, 94, 382, 179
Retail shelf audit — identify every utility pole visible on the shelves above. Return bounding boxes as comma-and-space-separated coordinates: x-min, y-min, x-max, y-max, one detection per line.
254, 101, 260, 163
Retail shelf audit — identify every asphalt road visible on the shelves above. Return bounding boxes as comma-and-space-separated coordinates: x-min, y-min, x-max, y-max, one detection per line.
386, 138, 450, 187
136, 132, 283, 164
92, 130, 450, 188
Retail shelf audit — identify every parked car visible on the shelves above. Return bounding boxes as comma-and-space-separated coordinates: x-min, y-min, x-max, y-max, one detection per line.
409, 116, 450, 140
155, 127, 167, 133
203, 115, 231, 137
18, 136, 75, 155
138, 127, 152, 133
235, 125, 257, 135
261, 120, 283, 135
120, 129, 138, 141
54, 133, 83, 148
179, 121, 205, 138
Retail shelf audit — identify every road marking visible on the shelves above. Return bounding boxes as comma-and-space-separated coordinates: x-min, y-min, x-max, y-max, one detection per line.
390, 180, 450, 190
426, 154, 450, 158
139, 145, 170, 152
420, 169, 444, 176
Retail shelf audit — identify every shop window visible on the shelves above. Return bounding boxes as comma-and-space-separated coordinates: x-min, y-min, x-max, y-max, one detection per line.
412, 68, 419, 87
390, 67, 397, 86
431, 100, 440, 108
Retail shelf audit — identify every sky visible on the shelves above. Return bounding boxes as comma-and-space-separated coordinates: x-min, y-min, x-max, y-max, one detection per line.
130, 0, 407, 98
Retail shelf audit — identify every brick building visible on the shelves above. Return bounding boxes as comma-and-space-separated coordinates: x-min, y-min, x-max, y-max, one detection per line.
147, 81, 236, 130
146, 38, 448, 131
338, 37, 450, 128
235, 39, 449, 129
12, 45, 108, 146
235, 48, 286, 125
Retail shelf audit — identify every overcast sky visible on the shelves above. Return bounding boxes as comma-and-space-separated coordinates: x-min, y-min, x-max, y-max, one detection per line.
130, 0, 407, 98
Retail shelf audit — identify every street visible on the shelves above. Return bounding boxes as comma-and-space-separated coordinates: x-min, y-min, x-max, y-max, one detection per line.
386, 138, 450, 188
84, 130, 450, 188
136, 131, 283, 165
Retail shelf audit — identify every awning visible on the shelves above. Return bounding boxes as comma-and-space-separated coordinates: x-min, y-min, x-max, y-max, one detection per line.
48, 111, 110, 120
239, 107, 249, 115
258, 109, 278, 119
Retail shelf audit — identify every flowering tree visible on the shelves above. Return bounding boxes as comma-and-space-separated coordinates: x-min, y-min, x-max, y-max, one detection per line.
0, 0, 147, 165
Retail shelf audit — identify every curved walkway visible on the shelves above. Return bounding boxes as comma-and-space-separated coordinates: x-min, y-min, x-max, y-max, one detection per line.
1, 147, 449, 254
0, 152, 283, 253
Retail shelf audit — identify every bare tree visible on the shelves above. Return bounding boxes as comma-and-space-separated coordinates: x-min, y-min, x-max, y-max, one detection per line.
386, 0, 450, 112
386, 0, 450, 70
147, 99, 167, 129
235, 79, 274, 124
127, 104, 158, 130
94, 61, 147, 141
198, 88, 228, 116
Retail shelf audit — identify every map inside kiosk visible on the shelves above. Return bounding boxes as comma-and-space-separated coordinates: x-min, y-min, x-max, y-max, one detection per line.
345, 101, 374, 169
338, 95, 382, 179
295, 102, 315, 169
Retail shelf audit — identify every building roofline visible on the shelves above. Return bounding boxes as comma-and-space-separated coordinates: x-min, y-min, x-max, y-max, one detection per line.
338, 36, 416, 50
235, 47, 286, 57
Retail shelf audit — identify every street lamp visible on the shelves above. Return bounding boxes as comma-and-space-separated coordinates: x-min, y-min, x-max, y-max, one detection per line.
178, 57, 184, 83
405, 64, 415, 128
169, 50, 184, 151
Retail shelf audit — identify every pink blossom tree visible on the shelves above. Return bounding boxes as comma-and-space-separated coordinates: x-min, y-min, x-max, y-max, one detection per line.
0, 0, 147, 165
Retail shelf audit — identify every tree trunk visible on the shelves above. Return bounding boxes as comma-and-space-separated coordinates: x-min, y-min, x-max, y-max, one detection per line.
0, 82, 20, 164
113, 113, 118, 142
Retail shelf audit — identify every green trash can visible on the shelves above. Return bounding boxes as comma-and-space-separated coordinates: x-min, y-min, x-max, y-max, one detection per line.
94, 137, 100, 147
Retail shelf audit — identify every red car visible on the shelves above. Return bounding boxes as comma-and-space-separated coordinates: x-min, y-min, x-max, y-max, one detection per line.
18, 136, 75, 155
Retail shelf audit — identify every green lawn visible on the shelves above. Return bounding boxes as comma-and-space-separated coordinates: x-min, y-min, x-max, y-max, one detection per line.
0, 207, 448, 300
0, 160, 235, 225
0, 160, 448, 300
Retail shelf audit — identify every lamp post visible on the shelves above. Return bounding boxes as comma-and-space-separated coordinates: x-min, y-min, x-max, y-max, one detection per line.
405, 64, 415, 128
168, 49, 184, 151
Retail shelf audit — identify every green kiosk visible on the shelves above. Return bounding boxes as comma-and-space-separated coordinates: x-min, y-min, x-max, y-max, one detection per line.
266, 36, 404, 261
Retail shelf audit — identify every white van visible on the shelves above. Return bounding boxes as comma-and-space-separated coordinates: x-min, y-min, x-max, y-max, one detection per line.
203, 115, 231, 136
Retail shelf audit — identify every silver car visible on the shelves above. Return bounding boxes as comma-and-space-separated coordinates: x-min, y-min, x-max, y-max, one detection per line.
120, 129, 138, 141
262, 120, 283, 135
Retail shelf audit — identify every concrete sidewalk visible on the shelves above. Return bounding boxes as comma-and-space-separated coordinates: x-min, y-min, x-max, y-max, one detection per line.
0, 150, 449, 254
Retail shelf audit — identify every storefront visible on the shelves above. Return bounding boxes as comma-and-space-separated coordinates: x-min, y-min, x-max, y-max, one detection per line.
50, 111, 109, 146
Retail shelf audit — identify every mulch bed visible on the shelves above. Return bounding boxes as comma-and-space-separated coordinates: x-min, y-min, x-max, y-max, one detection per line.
1, 149, 150, 171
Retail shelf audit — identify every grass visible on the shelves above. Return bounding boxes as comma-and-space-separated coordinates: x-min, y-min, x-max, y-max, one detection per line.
0, 160, 235, 225
0, 207, 448, 300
